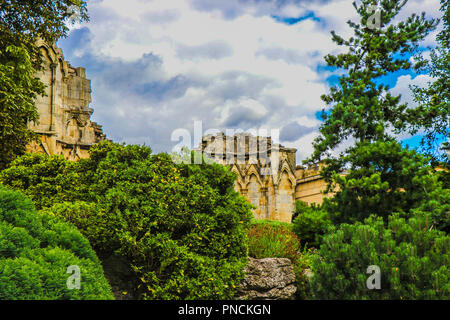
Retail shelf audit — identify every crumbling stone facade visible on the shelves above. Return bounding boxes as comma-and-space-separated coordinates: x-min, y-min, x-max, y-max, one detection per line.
27, 41, 105, 160
197, 133, 331, 222
197, 133, 298, 223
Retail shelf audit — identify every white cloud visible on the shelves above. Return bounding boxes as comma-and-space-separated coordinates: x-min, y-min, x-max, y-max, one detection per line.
59, 0, 442, 162
391, 74, 434, 106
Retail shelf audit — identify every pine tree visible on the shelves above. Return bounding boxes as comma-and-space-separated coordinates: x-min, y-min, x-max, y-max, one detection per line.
408, 0, 449, 163
321, 140, 447, 225
309, 0, 437, 163
306, 0, 441, 224
310, 213, 449, 299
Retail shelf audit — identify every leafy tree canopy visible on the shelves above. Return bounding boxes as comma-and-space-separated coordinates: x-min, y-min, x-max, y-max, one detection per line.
0, 46, 44, 169
0, 0, 89, 66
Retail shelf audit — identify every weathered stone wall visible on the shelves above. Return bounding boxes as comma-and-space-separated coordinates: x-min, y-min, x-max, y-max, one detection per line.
27, 41, 105, 161
295, 163, 345, 205
295, 163, 328, 205
237, 257, 297, 300
197, 133, 297, 223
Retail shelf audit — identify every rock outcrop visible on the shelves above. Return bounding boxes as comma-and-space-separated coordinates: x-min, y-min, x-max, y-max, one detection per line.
237, 257, 297, 300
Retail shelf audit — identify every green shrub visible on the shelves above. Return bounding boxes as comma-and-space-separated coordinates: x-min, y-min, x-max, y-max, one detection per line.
310, 212, 449, 299
411, 186, 449, 234
0, 185, 113, 300
13, 142, 254, 299
292, 201, 332, 248
248, 220, 299, 260
247, 220, 311, 299
0, 153, 80, 210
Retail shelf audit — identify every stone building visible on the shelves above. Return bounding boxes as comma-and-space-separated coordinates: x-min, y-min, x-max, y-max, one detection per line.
197, 133, 329, 222
26, 41, 105, 160
295, 163, 328, 205
197, 133, 298, 223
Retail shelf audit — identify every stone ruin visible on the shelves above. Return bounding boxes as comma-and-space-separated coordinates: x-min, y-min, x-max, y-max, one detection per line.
196, 132, 297, 223
27, 40, 105, 161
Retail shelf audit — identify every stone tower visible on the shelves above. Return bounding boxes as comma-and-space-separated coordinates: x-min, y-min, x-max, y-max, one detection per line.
197, 132, 297, 223
27, 40, 105, 160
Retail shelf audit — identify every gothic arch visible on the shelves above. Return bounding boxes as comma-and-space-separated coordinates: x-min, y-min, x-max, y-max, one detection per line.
234, 180, 243, 194
243, 164, 263, 188
246, 173, 262, 217
275, 160, 297, 187
230, 164, 245, 188
277, 170, 295, 223
37, 40, 58, 65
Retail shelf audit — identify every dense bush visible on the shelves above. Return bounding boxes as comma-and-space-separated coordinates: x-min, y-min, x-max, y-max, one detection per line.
0, 185, 113, 300
292, 201, 332, 248
310, 212, 449, 299
410, 186, 449, 234
4, 142, 254, 299
247, 219, 311, 299
0, 153, 80, 209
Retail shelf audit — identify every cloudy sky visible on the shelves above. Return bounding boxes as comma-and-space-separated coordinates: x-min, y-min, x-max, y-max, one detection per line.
58, 0, 442, 163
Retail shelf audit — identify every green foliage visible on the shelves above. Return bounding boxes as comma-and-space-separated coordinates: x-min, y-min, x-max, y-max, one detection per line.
0, 0, 88, 41
0, 0, 89, 67
250, 217, 292, 230
292, 201, 332, 248
0, 0, 89, 170
409, 183, 450, 234
295, 200, 311, 214
309, 0, 437, 163
436, 167, 450, 189
248, 220, 299, 260
6, 142, 254, 299
306, 1, 440, 224
302, 2, 449, 300
0, 153, 80, 209
0, 45, 44, 169
247, 220, 311, 299
321, 140, 448, 225
310, 212, 449, 299
408, 0, 449, 162
0, 185, 113, 300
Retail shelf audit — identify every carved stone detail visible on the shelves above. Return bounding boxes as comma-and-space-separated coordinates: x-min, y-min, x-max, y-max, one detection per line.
196, 133, 297, 222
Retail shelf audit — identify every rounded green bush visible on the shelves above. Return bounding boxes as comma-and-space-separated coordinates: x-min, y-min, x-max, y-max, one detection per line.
0, 186, 114, 300
310, 212, 449, 299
